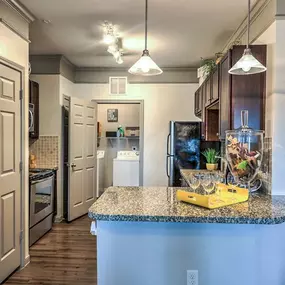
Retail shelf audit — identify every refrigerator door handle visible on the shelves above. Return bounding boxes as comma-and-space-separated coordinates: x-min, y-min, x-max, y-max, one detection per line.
166, 134, 170, 155
166, 155, 170, 178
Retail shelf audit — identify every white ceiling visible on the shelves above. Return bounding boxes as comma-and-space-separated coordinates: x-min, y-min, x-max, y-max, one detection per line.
20, 0, 258, 68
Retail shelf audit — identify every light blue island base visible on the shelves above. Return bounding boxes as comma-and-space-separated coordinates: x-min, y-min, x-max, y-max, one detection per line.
96, 221, 285, 285
89, 187, 285, 285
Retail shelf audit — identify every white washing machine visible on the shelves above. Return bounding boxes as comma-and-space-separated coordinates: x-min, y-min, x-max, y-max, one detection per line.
113, 151, 140, 186
96, 150, 105, 197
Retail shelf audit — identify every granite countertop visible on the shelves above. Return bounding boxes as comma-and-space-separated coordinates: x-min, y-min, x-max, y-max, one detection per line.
88, 186, 285, 225
181, 169, 222, 187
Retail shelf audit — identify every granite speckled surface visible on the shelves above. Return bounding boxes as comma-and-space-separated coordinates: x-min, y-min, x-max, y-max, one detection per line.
88, 186, 285, 225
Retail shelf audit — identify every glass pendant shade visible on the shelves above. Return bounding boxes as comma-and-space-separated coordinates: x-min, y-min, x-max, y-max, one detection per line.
128, 50, 163, 76
229, 48, 267, 75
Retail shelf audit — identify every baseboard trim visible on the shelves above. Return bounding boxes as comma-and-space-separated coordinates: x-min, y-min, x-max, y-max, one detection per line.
54, 215, 64, 223
20, 255, 30, 270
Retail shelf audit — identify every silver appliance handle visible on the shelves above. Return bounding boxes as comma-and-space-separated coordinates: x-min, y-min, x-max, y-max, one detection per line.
166, 155, 170, 178
166, 134, 170, 155
31, 175, 54, 185
29, 109, 34, 131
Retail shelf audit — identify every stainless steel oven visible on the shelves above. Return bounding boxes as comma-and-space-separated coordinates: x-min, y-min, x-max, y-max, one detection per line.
29, 169, 55, 246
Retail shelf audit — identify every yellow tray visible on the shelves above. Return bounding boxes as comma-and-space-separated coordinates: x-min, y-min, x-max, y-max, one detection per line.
176, 184, 249, 209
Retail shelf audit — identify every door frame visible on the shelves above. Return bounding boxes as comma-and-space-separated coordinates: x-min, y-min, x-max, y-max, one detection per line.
0, 56, 27, 269
94, 99, 144, 186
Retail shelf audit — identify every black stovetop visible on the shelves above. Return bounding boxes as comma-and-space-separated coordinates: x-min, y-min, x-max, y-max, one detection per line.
29, 168, 55, 182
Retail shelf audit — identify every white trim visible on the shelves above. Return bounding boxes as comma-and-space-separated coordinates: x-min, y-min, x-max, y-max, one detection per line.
0, 18, 30, 43
19, 255, 30, 270
94, 100, 144, 186
2, 0, 35, 23
0, 56, 27, 271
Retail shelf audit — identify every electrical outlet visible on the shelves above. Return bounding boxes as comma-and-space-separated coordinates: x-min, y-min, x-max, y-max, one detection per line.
187, 270, 198, 285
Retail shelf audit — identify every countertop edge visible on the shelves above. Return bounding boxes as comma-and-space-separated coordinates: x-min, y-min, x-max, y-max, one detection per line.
88, 211, 285, 225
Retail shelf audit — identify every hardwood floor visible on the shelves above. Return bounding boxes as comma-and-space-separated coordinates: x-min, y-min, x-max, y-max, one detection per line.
5, 215, 97, 285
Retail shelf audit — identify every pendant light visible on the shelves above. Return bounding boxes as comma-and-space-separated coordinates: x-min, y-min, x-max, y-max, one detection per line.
128, 0, 163, 76
228, 0, 267, 75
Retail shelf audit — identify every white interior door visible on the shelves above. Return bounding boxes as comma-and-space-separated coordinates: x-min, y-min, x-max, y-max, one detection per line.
68, 98, 97, 221
0, 63, 21, 282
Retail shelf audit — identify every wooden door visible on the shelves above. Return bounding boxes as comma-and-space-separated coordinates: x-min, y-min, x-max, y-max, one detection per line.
0, 63, 21, 282
212, 68, 219, 102
219, 53, 231, 139
68, 98, 97, 222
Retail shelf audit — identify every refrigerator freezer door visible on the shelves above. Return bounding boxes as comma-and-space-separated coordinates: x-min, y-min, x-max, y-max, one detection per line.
168, 121, 201, 186
171, 121, 201, 169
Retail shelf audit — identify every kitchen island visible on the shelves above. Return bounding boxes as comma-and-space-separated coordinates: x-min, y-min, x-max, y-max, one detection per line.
89, 186, 285, 285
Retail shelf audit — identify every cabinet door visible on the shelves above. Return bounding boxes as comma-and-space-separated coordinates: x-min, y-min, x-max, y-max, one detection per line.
212, 68, 219, 102
205, 77, 212, 107
231, 45, 266, 130
201, 84, 206, 139
29, 80, 39, 139
219, 54, 231, 140
194, 90, 199, 116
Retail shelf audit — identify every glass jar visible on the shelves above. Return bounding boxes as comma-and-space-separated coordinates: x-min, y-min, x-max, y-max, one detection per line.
225, 110, 264, 193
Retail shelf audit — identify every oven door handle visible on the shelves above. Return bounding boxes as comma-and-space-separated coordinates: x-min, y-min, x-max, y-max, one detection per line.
31, 175, 54, 185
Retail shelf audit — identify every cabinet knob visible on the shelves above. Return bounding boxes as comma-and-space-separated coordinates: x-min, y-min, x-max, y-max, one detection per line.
216, 133, 220, 137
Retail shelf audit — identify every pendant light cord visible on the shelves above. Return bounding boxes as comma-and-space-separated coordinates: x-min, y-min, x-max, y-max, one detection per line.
145, 0, 148, 50
247, 0, 250, 48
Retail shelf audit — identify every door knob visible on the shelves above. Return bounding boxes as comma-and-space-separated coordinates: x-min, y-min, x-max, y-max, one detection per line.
71, 163, 76, 169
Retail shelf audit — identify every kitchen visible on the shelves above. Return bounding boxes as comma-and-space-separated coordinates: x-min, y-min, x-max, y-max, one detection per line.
0, 0, 285, 285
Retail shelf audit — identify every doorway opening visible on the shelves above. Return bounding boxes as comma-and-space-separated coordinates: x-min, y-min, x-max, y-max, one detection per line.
95, 100, 144, 197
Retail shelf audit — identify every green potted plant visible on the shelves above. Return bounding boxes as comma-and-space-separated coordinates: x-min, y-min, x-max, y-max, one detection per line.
201, 148, 220, 171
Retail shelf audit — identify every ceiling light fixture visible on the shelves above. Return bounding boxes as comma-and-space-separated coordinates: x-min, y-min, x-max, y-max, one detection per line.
103, 21, 116, 45
228, 0, 267, 75
128, 0, 162, 76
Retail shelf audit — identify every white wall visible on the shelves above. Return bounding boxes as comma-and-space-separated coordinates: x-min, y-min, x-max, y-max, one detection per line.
29, 75, 64, 219
97, 103, 140, 136
272, 19, 285, 195
74, 83, 199, 186
28, 75, 74, 220
0, 23, 30, 260
30, 75, 61, 135
254, 22, 276, 138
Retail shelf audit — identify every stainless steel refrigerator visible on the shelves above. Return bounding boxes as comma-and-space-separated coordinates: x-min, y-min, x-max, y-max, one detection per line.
166, 121, 221, 186
166, 121, 201, 186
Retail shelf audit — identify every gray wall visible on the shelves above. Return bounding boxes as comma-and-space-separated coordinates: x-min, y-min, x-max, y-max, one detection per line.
75, 67, 198, 84
30, 55, 199, 84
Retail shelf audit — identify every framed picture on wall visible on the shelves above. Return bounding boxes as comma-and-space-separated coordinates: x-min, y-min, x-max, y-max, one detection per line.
107, 109, 118, 122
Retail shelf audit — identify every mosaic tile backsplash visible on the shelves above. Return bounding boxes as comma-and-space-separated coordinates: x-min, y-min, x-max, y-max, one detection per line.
29, 136, 59, 168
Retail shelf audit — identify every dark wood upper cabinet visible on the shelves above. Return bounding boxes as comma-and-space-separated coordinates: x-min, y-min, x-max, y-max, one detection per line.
205, 77, 212, 107
29, 80, 40, 140
230, 45, 266, 131
194, 45, 266, 141
212, 68, 219, 102
194, 89, 200, 116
